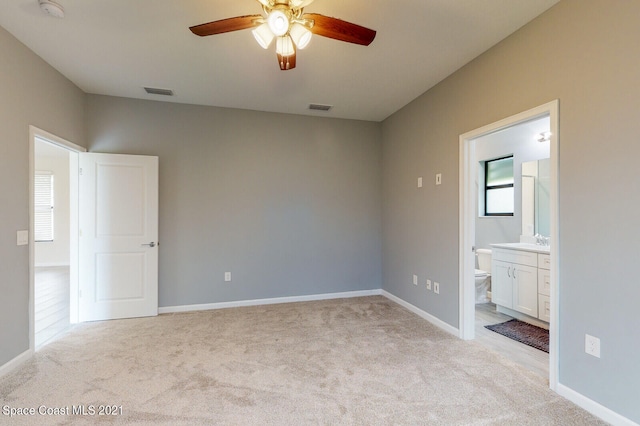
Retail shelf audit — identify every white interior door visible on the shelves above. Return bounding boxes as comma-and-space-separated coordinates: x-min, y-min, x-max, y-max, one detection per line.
79, 153, 158, 321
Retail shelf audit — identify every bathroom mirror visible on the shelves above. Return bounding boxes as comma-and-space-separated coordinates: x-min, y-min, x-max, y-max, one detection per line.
521, 158, 550, 237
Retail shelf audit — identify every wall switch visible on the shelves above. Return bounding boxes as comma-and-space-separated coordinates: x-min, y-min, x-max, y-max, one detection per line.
224, 272, 232, 282
585, 334, 601, 358
426, 279, 432, 290
434, 282, 440, 294
413, 274, 418, 286
418, 177, 423, 188
17, 230, 28, 246
435, 173, 442, 185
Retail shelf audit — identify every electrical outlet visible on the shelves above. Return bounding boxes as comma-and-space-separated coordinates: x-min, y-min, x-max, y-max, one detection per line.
435, 173, 442, 185
585, 334, 601, 358
224, 272, 232, 282
426, 279, 432, 290
434, 282, 440, 294
413, 274, 418, 286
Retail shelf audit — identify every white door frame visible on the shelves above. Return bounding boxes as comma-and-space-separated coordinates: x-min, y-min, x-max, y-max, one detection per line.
29, 126, 86, 350
458, 100, 559, 390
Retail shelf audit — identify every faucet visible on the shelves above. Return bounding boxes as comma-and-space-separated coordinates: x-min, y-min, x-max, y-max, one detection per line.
534, 234, 550, 246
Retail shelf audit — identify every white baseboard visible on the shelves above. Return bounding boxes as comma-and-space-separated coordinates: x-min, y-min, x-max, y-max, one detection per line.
0, 349, 33, 379
557, 384, 638, 426
381, 290, 459, 337
159, 289, 383, 314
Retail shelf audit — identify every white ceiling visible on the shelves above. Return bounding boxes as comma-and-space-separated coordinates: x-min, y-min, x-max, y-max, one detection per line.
0, 0, 559, 122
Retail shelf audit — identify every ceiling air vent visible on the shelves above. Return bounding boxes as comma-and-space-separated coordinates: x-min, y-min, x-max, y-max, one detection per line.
144, 87, 174, 96
309, 103, 333, 112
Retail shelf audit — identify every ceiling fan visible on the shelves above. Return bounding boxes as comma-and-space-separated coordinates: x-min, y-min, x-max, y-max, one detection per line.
189, 0, 376, 71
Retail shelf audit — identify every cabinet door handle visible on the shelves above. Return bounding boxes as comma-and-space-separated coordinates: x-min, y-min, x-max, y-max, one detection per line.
513, 268, 516, 279
507, 267, 511, 278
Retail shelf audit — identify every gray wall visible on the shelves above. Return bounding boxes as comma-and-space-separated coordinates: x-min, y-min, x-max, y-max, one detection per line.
86, 96, 382, 307
3, 0, 640, 422
381, 0, 640, 421
0, 26, 85, 366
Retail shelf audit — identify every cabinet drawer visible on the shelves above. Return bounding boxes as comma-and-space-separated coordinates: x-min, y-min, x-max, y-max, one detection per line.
538, 294, 551, 322
538, 253, 551, 270
492, 248, 538, 267
538, 269, 551, 296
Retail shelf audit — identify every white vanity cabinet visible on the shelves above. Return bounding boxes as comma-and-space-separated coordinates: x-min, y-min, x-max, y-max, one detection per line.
537, 253, 551, 322
491, 248, 538, 317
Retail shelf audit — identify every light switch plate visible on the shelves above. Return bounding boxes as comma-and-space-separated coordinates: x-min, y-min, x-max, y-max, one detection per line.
435, 173, 442, 185
434, 282, 440, 294
224, 272, 232, 282
17, 230, 28, 246
418, 177, 423, 188
413, 274, 418, 286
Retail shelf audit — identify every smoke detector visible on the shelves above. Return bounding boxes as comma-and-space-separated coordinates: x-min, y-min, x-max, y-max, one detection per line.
39, 0, 65, 18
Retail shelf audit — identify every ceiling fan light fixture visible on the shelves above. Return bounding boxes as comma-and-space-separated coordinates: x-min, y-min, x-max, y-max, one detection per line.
188, 0, 376, 71
252, 23, 275, 49
267, 10, 290, 36
290, 23, 312, 49
275, 36, 295, 56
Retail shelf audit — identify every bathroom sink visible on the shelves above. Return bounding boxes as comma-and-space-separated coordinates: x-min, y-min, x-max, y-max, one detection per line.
490, 242, 550, 254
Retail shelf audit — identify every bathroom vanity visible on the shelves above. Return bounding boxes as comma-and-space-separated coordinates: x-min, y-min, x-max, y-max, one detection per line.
490, 243, 550, 328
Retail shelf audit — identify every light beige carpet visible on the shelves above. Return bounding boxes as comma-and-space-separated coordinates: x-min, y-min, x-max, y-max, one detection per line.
1, 296, 605, 425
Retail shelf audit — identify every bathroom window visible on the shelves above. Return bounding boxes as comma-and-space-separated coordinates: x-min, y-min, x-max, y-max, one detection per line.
484, 156, 514, 216
34, 171, 54, 242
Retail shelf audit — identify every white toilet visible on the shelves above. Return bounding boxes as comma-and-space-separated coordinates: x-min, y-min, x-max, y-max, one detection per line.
475, 249, 492, 304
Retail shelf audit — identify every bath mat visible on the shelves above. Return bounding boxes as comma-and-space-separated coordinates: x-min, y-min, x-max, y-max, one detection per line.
485, 319, 549, 353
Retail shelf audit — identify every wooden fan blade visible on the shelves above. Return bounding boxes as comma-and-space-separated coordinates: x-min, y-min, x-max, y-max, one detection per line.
303, 13, 376, 46
277, 51, 296, 70
189, 15, 262, 37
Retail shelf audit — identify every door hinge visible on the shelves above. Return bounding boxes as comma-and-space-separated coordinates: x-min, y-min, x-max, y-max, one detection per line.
79, 167, 83, 176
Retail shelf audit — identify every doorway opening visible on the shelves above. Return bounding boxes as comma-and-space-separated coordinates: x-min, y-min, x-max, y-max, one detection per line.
30, 126, 85, 350
458, 100, 559, 390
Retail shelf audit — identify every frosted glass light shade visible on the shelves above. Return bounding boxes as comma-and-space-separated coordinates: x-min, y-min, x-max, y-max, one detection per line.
267, 10, 289, 36
252, 23, 275, 49
275, 36, 295, 56
289, 23, 312, 49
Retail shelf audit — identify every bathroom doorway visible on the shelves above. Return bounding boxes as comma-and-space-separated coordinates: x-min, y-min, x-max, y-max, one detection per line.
458, 101, 559, 390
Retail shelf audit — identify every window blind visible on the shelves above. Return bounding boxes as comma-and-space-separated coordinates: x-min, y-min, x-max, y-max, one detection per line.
34, 171, 54, 242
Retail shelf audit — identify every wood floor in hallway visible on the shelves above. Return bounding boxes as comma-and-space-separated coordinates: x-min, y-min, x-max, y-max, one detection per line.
35, 266, 70, 348
474, 302, 549, 379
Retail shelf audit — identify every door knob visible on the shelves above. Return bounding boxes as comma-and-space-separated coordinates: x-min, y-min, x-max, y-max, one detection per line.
142, 242, 156, 248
